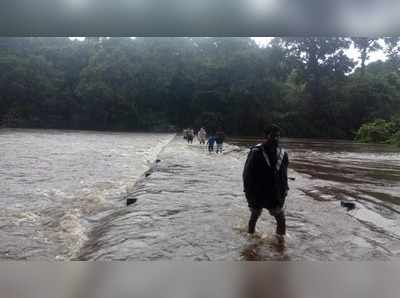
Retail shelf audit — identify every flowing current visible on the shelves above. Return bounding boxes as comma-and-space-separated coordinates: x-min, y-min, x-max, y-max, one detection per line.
1, 129, 400, 260
0, 129, 174, 260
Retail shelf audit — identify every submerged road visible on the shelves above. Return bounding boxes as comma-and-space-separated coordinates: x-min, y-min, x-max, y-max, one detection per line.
78, 136, 400, 260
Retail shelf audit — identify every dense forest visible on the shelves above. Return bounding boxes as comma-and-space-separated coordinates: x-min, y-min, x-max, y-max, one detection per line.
1, 37, 400, 140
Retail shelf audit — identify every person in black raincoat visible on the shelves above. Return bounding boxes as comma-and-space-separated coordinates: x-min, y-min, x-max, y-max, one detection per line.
242, 124, 289, 238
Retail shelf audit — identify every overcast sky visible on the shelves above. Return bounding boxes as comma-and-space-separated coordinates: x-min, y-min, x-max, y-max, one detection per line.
70, 37, 388, 67
252, 37, 387, 66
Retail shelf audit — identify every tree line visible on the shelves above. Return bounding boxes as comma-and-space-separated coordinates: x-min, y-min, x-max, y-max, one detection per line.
1, 37, 400, 140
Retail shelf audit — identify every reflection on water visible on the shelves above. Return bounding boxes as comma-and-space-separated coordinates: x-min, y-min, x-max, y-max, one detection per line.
240, 235, 288, 261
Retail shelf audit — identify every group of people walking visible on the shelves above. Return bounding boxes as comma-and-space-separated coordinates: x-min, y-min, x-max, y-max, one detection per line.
205, 129, 225, 153
183, 128, 195, 143
182, 127, 225, 153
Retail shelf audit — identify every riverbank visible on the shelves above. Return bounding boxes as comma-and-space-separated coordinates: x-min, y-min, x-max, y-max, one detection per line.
77, 136, 400, 260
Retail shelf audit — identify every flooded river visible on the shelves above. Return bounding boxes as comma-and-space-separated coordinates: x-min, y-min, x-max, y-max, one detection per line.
0, 129, 174, 260
1, 130, 400, 260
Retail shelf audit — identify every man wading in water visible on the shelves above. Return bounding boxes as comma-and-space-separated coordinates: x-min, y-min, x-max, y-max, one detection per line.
242, 125, 289, 242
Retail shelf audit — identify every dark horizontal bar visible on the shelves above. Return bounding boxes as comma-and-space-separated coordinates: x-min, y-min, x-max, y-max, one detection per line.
0, 0, 399, 36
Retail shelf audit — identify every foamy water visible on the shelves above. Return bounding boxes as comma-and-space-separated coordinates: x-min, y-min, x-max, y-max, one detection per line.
0, 129, 174, 259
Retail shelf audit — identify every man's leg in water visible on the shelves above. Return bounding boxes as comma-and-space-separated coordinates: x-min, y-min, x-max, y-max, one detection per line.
268, 208, 286, 236
248, 208, 262, 234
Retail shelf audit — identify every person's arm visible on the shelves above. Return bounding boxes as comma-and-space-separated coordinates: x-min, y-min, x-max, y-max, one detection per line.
282, 152, 289, 196
243, 149, 257, 193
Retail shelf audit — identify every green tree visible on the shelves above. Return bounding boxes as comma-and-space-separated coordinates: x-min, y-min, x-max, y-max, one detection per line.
351, 38, 381, 75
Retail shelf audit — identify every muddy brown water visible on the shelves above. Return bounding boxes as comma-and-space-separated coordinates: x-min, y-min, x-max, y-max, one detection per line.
1, 130, 400, 260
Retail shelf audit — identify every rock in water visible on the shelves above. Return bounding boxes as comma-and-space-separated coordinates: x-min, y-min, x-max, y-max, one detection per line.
340, 200, 356, 211
127, 198, 137, 206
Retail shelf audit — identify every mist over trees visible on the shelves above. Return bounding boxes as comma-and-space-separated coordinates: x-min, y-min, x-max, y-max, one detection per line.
1, 37, 400, 139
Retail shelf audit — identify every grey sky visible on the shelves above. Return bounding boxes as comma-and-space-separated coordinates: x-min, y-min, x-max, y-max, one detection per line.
252, 37, 387, 66
70, 37, 388, 67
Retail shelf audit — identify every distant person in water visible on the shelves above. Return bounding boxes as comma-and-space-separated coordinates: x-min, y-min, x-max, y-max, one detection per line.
198, 127, 207, 144
242, 124, 289, 242
183, 128, 191, 141
215, 129, 225, 153
187, 128, 194, 144
207, 135, 215, 152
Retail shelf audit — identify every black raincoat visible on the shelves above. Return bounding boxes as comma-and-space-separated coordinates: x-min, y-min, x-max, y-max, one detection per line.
242, 143, 289, 210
